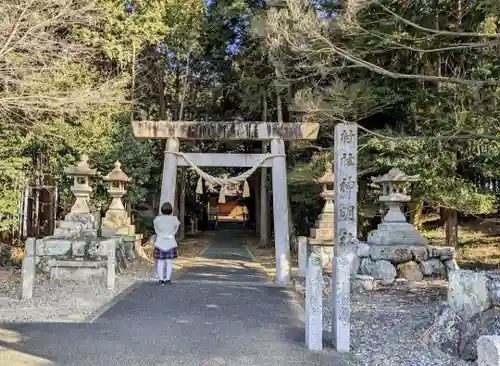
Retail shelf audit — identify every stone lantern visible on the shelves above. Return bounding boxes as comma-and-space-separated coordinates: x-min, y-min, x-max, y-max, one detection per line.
102, 161, 133, 235
367, 168, 427, 246
309, 162, 335, 265
317, 161, 334, 218
64, 155, 97, 214
103, 162, 131, 218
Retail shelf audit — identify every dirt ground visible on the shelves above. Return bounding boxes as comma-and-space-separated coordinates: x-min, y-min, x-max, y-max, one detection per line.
137, 231, 212, 272
246, 219, 500, 274
425, 219, 500, 270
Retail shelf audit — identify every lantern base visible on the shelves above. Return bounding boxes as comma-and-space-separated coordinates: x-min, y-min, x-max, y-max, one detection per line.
54, 212, 96, 239
367, 221, 428, 246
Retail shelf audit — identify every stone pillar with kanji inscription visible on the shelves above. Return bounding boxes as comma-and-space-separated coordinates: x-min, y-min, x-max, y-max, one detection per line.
334, 124, 358, 256
332, 123, 358, 353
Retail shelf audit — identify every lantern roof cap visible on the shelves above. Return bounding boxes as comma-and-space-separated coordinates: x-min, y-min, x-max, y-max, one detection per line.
372, 168, 419, 184
103, 161, 132, 183
316, 161, 334, 184
64, 155, 97, 176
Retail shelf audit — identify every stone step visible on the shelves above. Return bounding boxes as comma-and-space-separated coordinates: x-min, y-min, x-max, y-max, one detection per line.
49, 260, 107, 281
310, 228, 334, 240
51, 260, 106, 268
317, 213, 333, 222
53, 227, 98, 240
56, 221, 82, 230
314, 220, 333, 229
308, 238, 334, 246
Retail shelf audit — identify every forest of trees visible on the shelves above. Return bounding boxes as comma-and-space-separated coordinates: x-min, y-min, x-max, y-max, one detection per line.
1, 0, 500, 246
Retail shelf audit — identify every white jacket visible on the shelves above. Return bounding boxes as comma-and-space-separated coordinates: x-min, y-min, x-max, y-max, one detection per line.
153, 215, 180, 251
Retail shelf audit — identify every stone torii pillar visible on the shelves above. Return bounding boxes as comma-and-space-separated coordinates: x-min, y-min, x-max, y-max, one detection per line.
160, 137, 179, 213
270, 138, 291, 282
131, 120, 320, 284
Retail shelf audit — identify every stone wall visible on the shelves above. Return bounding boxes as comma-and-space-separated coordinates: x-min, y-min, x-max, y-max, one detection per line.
425, 270, 500, 361
35, 235, 129, 282
356, 243, 457, 284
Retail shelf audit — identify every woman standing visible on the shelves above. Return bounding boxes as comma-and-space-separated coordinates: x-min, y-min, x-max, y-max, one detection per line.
153, 202, 180, 285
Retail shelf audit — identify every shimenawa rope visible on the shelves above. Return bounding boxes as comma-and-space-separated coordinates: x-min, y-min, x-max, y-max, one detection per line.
165, 151, 285, 203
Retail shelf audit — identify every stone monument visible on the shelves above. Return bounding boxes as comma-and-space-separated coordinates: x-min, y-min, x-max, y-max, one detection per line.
332, 123, 358, 353
367, 168, 427, 246
21, 238, 36, 300
102, 161, 134, 237
305, 252, 323, 351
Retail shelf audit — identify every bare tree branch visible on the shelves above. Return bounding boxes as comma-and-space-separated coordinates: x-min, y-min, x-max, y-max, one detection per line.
260, 0, 500, 86
376, 2, 500, 39
0, 0, 124, 121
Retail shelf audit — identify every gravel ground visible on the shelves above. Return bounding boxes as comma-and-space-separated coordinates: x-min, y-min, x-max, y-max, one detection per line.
0, 262, 153, 323
0, 237, 206, 324
295, 278, 472, 366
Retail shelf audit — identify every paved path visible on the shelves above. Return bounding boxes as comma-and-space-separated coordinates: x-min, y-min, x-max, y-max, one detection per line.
0, 230, 359, 366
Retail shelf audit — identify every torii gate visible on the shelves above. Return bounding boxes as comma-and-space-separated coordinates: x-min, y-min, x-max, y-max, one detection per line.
132, 120, 319, 283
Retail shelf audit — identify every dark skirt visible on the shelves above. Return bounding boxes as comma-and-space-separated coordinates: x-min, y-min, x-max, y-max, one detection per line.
154, 247, 178, 260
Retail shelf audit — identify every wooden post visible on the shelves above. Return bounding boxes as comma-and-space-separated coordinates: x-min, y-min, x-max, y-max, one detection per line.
179, 175, 186, 240
260, 142, 269, 246
255, 172, 261, 236
271, 138, 291, 283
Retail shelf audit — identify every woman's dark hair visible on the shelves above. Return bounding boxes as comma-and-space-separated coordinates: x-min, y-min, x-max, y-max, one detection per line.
160, 202, 173, 215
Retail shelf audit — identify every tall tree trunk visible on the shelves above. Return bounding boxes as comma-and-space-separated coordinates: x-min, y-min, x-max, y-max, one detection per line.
34, 152, 42, 238
274, 64, 284, 123
276, 93, 283, 123
286, 83, 293, 122
446, 0, 462, 247
130, 40, 136, 121
262, 90, 268, 122
173, 66, 181, 120
156, 56, 167, 159
179, 49, 191, 121
157, 62, 166, 120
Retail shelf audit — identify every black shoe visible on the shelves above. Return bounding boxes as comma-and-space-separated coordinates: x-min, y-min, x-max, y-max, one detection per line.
166, 280, 171, 284
159, 280, 165, 286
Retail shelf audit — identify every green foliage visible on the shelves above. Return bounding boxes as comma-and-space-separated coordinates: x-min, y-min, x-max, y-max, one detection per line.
262, 0, 500, 229
5, 0, 500, 239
